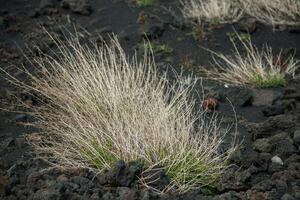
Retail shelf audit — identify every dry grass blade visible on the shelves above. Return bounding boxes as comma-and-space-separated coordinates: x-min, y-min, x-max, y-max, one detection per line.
1, 31, 237, 193
240, 0, 300, 26
180, 0, 243, 24
202, 34, 300, 88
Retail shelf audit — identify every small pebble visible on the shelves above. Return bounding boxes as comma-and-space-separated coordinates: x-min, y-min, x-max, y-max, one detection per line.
271, 155, 283, 165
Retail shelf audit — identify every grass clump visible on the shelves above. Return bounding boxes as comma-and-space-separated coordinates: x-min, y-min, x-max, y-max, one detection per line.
250, 73, 286, 88
202, 35, 300, 88
1, 32, 237, 193
240, 0, 300, 26
137, 0, 154, 7
180, 0, 243, 24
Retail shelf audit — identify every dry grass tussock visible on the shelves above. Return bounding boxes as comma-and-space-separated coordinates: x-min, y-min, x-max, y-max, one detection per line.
202, 35, 300, 88
1, 32, 237, 193
240, 0, 300, 26
180, 0, 243, 24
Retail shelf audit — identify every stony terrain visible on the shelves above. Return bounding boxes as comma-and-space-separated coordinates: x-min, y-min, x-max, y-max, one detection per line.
0, 0, 300, 199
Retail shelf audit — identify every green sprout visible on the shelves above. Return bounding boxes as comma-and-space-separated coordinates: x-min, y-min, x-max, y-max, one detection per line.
137, 0, 154, 7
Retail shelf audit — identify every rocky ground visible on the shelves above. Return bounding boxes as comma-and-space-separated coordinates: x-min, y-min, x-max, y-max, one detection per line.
0, 0, 300, 199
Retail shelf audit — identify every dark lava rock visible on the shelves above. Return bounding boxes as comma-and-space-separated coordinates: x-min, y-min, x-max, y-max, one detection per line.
253, 138, 272, 153
240, 189, 270, 199
216, 166, 249, 192
0, 137, 14, 153
117, 26, 138, 41
61, 0, 92, 15
283, 86, 300, 101
275, 180, 288, 195
141, 167, 170, 192
281, 193, 296, 200
97, 161, 143, 187
139, 23, 165, 39
249, 115, 297, 140
116, 187, 137, 200
32, 188, 60, 200
268, 162, 285, 173
252, 179, 274, 192
40, 0, 55, 9
15, 114, 28, 122
252, 89, 283, 107
0, 16, 8, 30
213, 191, 239, 200
288, 26, 300, 34
219, 87, 253, 107
285, 154, 300, 170
272, 170, 300, 183
293, 130, 300, 146
262, 105, 285, 117
270, 132, 296, 157
237, 18, 257, 34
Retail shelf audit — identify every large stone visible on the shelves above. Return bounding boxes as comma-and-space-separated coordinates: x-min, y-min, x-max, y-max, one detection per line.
252, 89, 283, 107
97, 161, 143, 187
262, 105, 285, 117
270, 133, 296, 157
252, 179, 274, 192
32, 188, 60, 200
253, 138, 272, 153
237, 18, 257, 34
250, 115, 297, 140
220, 87, 253, 107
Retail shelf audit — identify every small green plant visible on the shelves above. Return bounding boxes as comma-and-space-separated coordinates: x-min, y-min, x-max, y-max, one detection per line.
137, 0, 154, 7
208, 18, 224, 30
150, 42, 173, 54
202, 34, 300, 88
180, 53, 195, 69
250, 73, 286, 88
192, 25, 205, 41
227, 32, 251, 42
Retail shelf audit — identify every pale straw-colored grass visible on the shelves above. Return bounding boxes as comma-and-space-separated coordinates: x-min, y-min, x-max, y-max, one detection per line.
1, 32, 237, 193
202, 35, 300, 88
240, 0, 300, 26
180, 0, 243, 24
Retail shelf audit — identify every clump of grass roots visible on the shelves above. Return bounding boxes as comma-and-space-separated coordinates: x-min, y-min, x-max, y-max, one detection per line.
1, 32, 237, 193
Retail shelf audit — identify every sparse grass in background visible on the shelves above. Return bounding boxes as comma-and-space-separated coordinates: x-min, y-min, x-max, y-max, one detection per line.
180, 0, 243, 24
202, 35, 300, 88
1, 32, 237, 193
137, 0, 154, 7
192, 24, 206, 41
226, 32, 251, 42
150, 42, 173, 54
240, 0, 300, 26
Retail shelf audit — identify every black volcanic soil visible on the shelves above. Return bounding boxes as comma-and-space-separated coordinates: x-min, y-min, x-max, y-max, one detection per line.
0, 0, 300, 199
